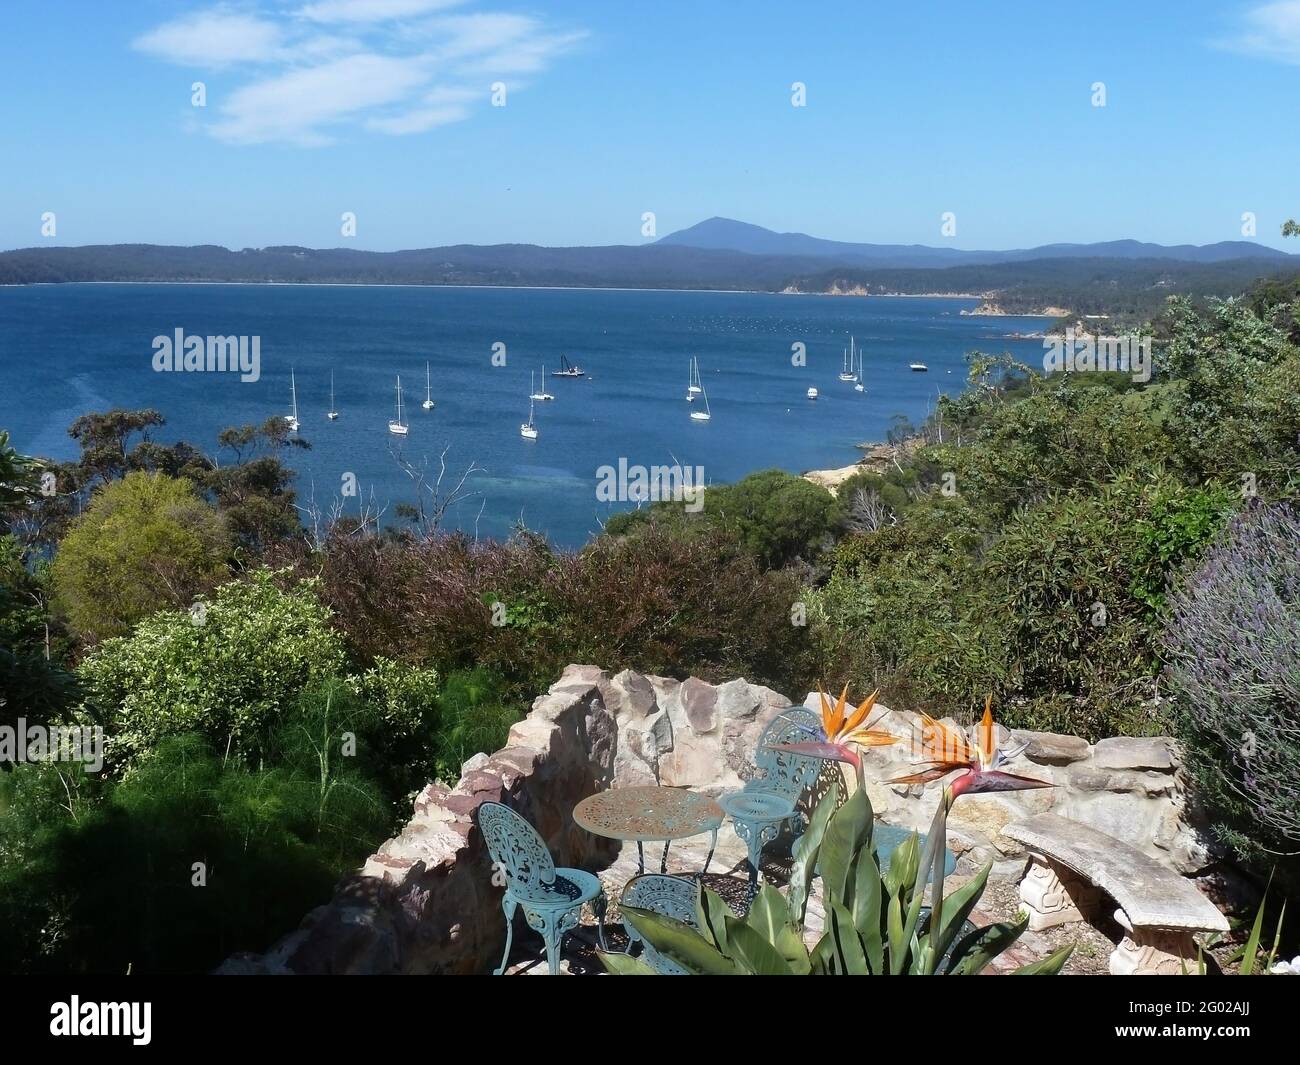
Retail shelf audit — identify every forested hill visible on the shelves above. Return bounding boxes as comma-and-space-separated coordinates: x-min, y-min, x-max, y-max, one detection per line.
2, 242, 1296, 322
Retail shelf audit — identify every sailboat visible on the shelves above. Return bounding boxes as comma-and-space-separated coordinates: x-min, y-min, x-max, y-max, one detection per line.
854, 344, 865, 392
422, 361, 435, 410
807, 386, 819, 399
284, 369, 300, 432
690, 383, 712, 421
551, 354, 585, 378
520, 373, 539, 438
687, 356, 703, 400
839, 337, 857, 381
388, 375, 409, 435
531, 368, 554, 401
327, 370, 339, 419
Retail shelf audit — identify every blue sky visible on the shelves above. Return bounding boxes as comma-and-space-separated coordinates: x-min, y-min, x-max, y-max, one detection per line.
3, 0, 1300, 251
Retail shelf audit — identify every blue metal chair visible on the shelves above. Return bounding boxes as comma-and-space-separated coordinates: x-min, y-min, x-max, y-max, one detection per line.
620, 873, 700, 975
718, 707, 824, 900
476, 801, 607, 976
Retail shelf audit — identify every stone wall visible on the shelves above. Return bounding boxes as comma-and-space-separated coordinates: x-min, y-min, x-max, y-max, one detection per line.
220, 664, 1228, 974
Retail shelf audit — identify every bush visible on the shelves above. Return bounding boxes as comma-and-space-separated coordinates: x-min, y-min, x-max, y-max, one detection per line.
1162, 502, 1300, 882
0, 731, 387, 974
430, 667, 522, 784
51, 471, 230, 641
78, 569, 347, 767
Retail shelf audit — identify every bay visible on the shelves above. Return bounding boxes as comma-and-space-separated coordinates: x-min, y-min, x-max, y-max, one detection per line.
0, 283, 1052, 547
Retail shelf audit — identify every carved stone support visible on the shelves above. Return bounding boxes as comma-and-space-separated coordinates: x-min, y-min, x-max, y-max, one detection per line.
1109, 909, 1202, 975
1018, 853, 1103, 931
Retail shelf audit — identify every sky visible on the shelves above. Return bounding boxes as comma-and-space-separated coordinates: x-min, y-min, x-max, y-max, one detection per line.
3, 0, 1300, 252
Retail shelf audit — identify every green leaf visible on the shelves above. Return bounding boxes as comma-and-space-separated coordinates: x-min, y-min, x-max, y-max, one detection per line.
886, 892, 908, 974
725, 916, 797, 975
829, 900, 870, 974
883, 830, 919, 902
1266, 899, 1287, 972
747, 884, 811, 974
1010, 944, 1074, 975
621, 905, 738, 975
789, 790, 836, 927
947, 914, 1029, 975
598, 950, 661, 975
928, 858, 993, 969
820, 788, 872, 903
850, 849, 884, 973
694, 885, 732, 953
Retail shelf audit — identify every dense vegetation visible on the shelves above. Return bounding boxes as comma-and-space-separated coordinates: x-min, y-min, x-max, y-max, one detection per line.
2, 276, 1298, 971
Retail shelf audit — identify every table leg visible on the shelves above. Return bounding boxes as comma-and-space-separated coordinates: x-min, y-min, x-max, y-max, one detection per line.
660, 840, 670, 874
636, 840, 645, 875
702, 829, 717, 875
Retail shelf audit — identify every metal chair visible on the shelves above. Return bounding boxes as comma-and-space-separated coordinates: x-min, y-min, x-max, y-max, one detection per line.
718, 707, 824, 900
476, 801, 607, 975
619, 873, 701, 975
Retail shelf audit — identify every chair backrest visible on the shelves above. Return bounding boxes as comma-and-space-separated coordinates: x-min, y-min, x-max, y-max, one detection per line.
476, 801, 557, 903
749, 707, 823, 802
622, 874, 699, 975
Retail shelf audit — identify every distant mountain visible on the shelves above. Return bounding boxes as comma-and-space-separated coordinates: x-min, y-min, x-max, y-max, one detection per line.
657, 217, 1295, 268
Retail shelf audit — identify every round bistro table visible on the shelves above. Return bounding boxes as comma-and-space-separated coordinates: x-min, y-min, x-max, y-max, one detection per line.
573, 786, 724, 875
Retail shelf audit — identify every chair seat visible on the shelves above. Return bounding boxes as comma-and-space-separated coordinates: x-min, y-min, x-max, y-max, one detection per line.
519, 867, 603, 910
718, 790, 796, 822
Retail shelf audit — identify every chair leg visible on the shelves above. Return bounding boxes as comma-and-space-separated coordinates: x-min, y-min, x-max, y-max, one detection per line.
494, 898, 517, 976
660, 839, 670, 873
702, 829, 717, 875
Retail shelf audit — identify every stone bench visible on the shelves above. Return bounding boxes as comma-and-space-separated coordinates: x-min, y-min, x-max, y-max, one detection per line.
1003, 813, 1229, 975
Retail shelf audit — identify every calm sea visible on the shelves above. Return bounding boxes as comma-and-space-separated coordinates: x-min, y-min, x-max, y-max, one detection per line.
0, 283, 1051, 547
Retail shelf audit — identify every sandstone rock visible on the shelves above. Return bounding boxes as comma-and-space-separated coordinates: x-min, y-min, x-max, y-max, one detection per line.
604, 669, 658, 720
1092, 736, 1176, 772
716, 678, 761, 722
1067, 765, 1175, 798
680, 677, 719, 733
1013, 729, 1092, 766
459, 752, 490, 777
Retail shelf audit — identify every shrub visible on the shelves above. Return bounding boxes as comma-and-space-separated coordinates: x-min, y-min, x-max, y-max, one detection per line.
430, 667, 522, 783
1162, 502, 1300, 881
0, 731, 387, 974
51, 471, 230, 641
78, 569, 347, 767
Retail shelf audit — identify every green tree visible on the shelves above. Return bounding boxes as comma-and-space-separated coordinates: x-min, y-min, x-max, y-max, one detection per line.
51, 471, 231, 641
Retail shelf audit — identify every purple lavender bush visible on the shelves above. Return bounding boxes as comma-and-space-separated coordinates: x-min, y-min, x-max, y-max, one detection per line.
1162, 502, 1300, 876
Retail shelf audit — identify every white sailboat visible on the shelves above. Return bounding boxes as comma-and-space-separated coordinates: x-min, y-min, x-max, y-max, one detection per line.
521, 373, 539, 438
687, 356, 703, 400
531, 367, 554, 401
854, 343, 865, 392
328, 370, 339, 419
690, 383, 712, 421
284, 369, 300, 432
388, 375, 409, 435
422, 361, 435, 410
839, 337, 857, 381
807, 386, 819, 399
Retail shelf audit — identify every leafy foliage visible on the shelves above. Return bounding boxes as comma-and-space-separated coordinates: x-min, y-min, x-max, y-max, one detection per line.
1163, 503, 1300, 884
51, 471, 231, 642
78, 569, 347, 767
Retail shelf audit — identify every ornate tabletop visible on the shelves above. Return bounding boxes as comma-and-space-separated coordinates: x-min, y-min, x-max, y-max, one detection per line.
573, 786, 723, 844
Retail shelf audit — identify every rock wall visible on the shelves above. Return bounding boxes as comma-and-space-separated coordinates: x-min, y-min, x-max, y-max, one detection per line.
219, 665, 1225, 975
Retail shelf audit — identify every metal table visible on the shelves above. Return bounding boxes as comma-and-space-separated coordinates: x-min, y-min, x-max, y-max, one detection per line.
573, 786, 724, 875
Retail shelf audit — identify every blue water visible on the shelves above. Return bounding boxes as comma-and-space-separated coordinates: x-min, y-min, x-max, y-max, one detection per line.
0, 283, 1052, 547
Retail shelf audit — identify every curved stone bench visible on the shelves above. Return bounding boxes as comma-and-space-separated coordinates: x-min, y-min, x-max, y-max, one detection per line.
1003, 813, 1228, 976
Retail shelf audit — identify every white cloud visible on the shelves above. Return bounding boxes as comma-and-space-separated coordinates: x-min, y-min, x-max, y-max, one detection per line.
133, 10, 286, 67
134, 2, 586, 144
296, 0, 465, 23
1217, 1, 1300, 64
212, 53, 433, 145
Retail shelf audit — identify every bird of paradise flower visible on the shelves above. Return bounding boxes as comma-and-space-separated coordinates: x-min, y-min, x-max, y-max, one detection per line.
889, 695, 1053, 797
768, 685, 898, 787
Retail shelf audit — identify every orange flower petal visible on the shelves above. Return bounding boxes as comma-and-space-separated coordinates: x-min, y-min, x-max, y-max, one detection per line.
841, 688, 879, 735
